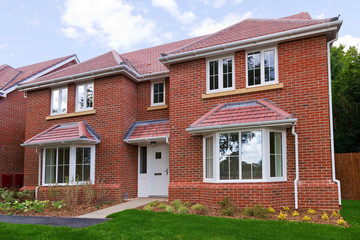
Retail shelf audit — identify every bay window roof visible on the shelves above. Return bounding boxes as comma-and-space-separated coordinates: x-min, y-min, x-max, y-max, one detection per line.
187, 99, 296, 134
21, 122, 100, 147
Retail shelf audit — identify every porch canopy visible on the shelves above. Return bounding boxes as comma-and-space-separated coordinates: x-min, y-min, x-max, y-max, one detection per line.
186, 99, 297, 134
21, 122, 100, 147
124, 119, 169, 145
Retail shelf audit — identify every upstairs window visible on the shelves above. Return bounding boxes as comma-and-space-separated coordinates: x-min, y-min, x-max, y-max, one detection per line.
207, 56, 234, 93
151, 81, 165, 106
76, 82, 94, 111
247, 48, 277, 87
51, 87, 67, 115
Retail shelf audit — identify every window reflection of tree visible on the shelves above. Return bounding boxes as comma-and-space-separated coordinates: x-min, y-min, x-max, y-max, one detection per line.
219, 133, 239, 180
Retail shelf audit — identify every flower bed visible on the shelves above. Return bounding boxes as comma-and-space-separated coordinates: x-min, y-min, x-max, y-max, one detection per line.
139, 199, 348, 227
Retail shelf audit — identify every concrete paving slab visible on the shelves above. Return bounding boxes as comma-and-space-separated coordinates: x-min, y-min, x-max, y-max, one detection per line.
0, 215, 109, 228
78, 197, 167, 219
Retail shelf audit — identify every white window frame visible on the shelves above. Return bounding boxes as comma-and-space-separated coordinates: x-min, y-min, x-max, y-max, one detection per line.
50, 87, 68, 115
42, 145, 95, 186
203, 128, 287, 183
76, 82, 94, 112
206, 55, 235, 94
151, 81, 165, 107
246, 46, 278, 88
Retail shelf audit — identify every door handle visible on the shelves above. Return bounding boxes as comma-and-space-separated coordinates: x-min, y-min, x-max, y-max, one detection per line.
165, 168, 168, 175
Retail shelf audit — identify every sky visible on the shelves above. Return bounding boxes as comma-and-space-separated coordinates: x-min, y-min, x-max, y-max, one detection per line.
1, 0, 359, 68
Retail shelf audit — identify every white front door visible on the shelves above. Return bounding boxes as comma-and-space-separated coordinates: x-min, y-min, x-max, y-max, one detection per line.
138, 143, 169, 197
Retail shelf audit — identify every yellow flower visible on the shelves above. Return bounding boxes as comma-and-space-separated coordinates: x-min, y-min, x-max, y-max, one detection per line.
337, 218, 346, 226
321, 212, 328, 221
268, 207, 275, 214
331, 210, 339, 218
303, 216, 312, 222
292, 211, 299, 217
282, 206, 290, 212
278, 211, 287, 221
307, 208, 316, 214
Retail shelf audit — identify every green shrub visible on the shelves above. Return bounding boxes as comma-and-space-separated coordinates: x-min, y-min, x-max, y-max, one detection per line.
178, 206, 189, 214
172, 199, 183, 210
164, 205, 175, 213
143, 205, 153, 211
184, 202, 191, 207
158, 203, 168, 209
191, 204, 206, 214
218, 198, 236, 216
147, 201, 158, 207
243, 204, 269, 219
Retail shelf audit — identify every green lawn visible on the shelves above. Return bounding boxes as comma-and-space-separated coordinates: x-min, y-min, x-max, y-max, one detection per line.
0, 200, 359, 240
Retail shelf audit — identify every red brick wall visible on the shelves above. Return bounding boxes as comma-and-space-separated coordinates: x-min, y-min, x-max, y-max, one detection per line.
168, 35, 339, 209
137, 78, 169, 121
24, 75, 139, 200
0, 90, 25, 187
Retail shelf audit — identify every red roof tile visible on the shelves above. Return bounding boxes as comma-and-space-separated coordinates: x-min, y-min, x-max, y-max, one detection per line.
168, 16, 332, 55
189, 100, 293, 129
23, 122, 99, 147
125, 119, 169, 140
280, 12, 312, 20
1, 55, 76, 91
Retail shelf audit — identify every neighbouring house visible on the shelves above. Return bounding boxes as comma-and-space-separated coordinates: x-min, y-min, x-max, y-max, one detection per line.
0, 55, 79, 187
18, 12, 342, 209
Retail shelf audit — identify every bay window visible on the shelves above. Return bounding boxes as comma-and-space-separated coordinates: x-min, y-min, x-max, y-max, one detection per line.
203, 129, 286, 183
43, 145, 95, 185
51, 87, 67, 115
76, 82, 94, 111
247, 47, 278, 87
207, 56, 234, 93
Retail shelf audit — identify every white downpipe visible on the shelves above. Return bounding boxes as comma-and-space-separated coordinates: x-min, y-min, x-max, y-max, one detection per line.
35, 148, 41, 200
292, 124, 299, 209
327, 33, 342, 206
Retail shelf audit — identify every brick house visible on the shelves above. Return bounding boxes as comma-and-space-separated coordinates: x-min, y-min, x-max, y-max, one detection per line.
18, 12, 342, 209
0, 55, 78, 187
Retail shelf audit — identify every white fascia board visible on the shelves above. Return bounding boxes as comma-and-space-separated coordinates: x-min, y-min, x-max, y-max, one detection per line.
18, 64, 170, 92
0, 91, 5, 98
160, 20, 342, 66
21, 138, 100, 148
186, 119, 297, 134
5, 55, 79, 95
124, 136, 169, 145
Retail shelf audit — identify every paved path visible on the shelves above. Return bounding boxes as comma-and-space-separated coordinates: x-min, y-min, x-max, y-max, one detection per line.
0, 215, 109, 228
78, 197, 167, 219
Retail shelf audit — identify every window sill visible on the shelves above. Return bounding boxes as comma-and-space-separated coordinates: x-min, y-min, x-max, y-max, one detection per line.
46, 110, 96, 120
202, 83, 283, 99
203, 179, 287, 183
147, 105, 168, 111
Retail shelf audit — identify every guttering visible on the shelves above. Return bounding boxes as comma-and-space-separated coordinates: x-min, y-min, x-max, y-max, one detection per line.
0, 90, 5, 98
160, 20, 342, 65
292, 124, 299, 209
186, 119, 297, 134
327, 33, 342, 206
17, 64, 169, 92
124, 136, 169, 145
21, 138, 100, 148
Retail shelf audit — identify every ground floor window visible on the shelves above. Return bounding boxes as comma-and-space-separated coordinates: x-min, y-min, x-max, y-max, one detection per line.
203, 128, 286, 183
43, 145, 95, 185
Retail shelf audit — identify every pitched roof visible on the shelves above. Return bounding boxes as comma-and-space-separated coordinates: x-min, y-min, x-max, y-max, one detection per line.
22, 122, 100, 147
0, 55, 76, 91
187, 100, 295, 133
167, 14, 332, 55
124, 119, 169, 143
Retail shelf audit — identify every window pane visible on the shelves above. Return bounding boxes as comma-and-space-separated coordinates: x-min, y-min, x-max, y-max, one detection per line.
222, 58, 232, 89
57, 147, 70, 183
61, 88, 67, 113
86, 84, 94, 109
241, 131, 262, 179
76, 147, 91, 182
153, 83, 164, 104
209, 60, 219, 90
247, 52, 261, 86
205, 137, 213, 178
264, 50, 275, 82
270, 132, 283, 177
219, 133, 239, 180
140, 147, 147, 174
45, 148, 57, 183
52, 90, 59, 114
77, 85, 85, 110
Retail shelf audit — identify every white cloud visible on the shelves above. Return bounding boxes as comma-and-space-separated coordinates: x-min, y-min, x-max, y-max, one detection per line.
189, 11, 253, 37
334, 34, 360, 51
0, 43, 8, 49
314, 13, 325, 19
214, 0, 226, 8
152, 0, 196, 24
60, 0, 160, 51
198, 0, 243, 7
